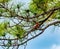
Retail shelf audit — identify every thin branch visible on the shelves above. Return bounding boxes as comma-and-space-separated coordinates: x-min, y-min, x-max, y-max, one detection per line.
18, 20, 60, 46
22, 10, 55, 38
0, 20, 60, 46
0, 4, 60, 19
0, 38, 18, 40
43, 20, 60, 30
0, 30, 44, 46
18, 30, 44, 46
15, 7, 60, 19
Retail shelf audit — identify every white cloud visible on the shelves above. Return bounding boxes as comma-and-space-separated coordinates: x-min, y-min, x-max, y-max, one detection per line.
51, 44, 60, 49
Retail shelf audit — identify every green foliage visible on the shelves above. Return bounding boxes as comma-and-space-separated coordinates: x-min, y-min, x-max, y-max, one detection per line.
29, 0, 60, 21
29, 0, 60, 14
0, 0, 60, 41
8, 25, 26, 39
29, 0, 49, 13
15, 25, 26, 38
0, 8, 6, 13
0, 21, 9, 36
0, 0, 10, 3
0, 20, 26, 39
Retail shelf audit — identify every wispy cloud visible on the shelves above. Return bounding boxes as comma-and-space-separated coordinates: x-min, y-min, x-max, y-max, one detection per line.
50, 44, 60, 49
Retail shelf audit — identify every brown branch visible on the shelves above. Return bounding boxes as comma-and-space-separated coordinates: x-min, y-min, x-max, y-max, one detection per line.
21, 10, 55, 38
0, 38, 18, 40
31, 7, 60, 19
0, 8, 56, 36
0, 20, 60, 46
0, 30, 44, 46
43, 20, 60, 30
0, 4, 60, 19
18, 20, 60, 46
18, 30, 44, 46
0, 3, 60, 48
39, 10, 54, 25
17, 7, 60, 19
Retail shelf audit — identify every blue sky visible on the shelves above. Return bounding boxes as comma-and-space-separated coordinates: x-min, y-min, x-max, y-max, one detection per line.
0, 0, 60, 49
0, 26, 60, 49
25, 26, 60, 49
17, 1, 60, 49
18, 26, 60, 49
